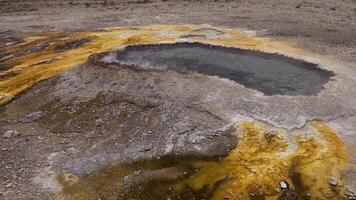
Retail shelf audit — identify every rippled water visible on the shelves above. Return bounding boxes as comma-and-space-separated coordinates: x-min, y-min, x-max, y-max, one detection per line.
104, 42, 334, 95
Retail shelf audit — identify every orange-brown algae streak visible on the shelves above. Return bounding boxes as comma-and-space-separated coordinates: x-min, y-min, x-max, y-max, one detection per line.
173, 122, 291, 200
0, 35, 96, 104
0, 27, 180, 105
289, 122, 347, 199
172, 122, 348, 200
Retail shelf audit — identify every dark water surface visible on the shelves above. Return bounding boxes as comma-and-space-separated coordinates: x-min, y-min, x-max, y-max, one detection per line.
107, 43, 334, 95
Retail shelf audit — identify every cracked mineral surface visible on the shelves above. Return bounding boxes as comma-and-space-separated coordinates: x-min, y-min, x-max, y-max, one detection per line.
0, 22, 356, 200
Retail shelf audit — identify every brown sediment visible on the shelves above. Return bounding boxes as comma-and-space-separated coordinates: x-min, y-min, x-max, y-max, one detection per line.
57, 121, 347, 200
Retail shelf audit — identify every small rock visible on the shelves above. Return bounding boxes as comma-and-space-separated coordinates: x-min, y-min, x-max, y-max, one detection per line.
95, 119, 104, 127
5, 183, 12, 188
141, 145, 152, 152
19, 111, 44, 123
327, 177, 338, 186
143, 147, 151, 151
347, 186, 353, 192
2, 130, 19, 138
2, 131, 11, 138
279, 180, 289, 189
346, 186, 356, 199
348, 195, 356, 199
347, 193, 356, 200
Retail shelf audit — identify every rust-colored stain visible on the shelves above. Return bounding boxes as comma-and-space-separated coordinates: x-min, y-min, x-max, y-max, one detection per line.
58, 122, 347, 200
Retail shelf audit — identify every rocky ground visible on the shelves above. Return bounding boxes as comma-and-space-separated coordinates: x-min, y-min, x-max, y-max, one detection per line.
0, 0, 356, 200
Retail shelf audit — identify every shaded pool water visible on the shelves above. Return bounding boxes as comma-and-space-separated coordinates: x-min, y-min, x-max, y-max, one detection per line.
102, 43, 334, 96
